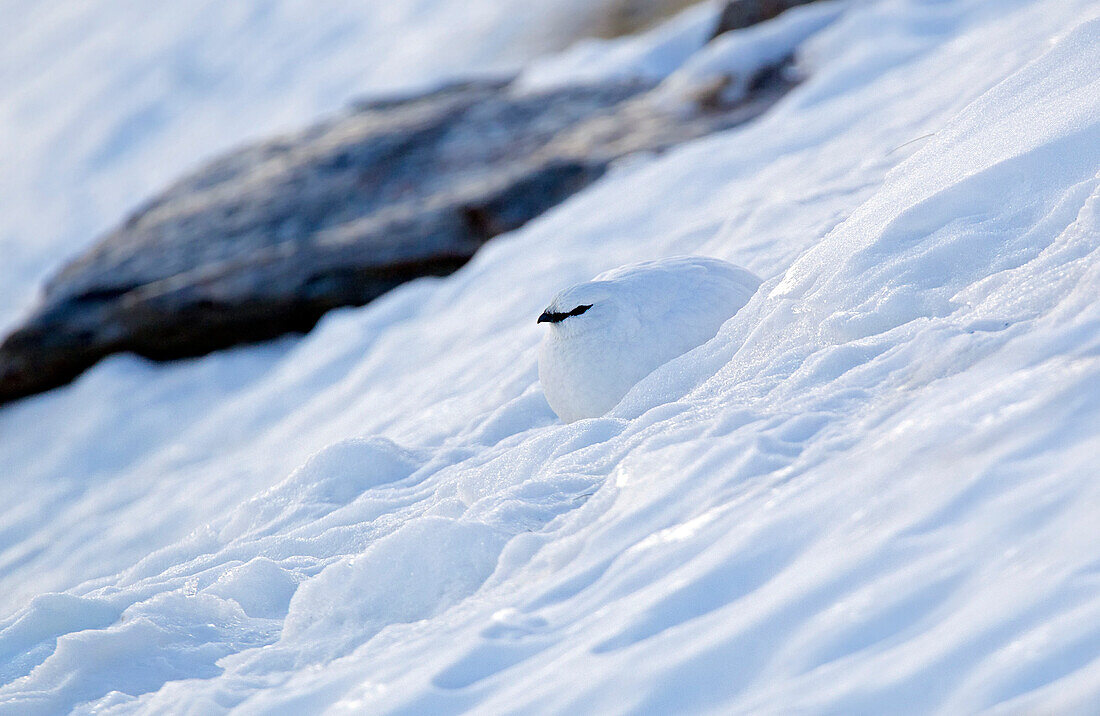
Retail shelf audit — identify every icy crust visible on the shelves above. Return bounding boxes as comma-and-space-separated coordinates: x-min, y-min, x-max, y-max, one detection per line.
2, 0, 1100, 713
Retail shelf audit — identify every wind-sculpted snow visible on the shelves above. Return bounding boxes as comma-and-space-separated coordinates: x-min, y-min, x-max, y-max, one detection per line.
2, 0, 1100, 713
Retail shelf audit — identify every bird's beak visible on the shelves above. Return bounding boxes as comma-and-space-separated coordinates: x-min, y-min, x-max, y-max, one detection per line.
537, 310, 554, 324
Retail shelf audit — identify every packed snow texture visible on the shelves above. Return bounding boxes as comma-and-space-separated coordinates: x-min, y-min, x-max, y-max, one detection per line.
538, 257, 761, 422
3, 0, 1100, 713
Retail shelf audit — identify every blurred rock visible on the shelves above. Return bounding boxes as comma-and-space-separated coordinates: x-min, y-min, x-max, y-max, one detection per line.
712, 0, 824, 39
0, 60, 795, 405
593, 0, 704, 38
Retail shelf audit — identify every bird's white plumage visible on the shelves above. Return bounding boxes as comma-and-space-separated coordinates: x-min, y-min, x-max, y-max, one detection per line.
538, 256, 761, 422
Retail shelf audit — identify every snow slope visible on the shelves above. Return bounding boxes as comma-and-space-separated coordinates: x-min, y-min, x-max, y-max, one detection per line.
2, 0, 1100, 713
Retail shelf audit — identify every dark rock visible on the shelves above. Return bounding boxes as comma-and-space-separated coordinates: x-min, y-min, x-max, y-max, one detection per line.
711, 0, 824, 39
592, 0, 705, 38
1, 61, 796, 406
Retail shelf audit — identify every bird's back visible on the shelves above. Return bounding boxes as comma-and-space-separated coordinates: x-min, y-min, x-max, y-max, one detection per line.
597, 256, 760, 358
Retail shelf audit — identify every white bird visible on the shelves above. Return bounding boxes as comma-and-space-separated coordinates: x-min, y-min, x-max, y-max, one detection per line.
537, 256, 761, 422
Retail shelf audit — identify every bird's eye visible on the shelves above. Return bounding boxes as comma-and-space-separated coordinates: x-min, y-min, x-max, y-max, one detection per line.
538, 304, 593, 324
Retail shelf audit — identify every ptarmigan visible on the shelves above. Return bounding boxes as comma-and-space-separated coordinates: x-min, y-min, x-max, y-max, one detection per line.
537, 256, 761, 422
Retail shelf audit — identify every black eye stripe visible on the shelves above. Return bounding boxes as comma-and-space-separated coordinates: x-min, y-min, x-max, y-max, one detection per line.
537, 304, 593, 324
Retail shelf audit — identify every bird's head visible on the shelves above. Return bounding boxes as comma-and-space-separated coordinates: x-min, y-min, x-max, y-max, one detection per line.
537, 280, 640, 337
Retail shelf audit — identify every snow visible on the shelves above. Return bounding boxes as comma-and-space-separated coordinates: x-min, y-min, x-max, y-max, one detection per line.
652, 0, 850, 109
537, 257, 761, 422
2, 0, 1100, 713
516, 1, 720, 92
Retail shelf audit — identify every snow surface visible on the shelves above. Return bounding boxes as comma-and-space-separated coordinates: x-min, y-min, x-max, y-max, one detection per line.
515, 1, 721, 92
651, 0, 850, 109
3, 0, 1100, 713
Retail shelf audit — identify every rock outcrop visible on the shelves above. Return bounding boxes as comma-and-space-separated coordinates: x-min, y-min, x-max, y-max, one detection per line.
711, 0, 824, 38
0, 17, 801, 406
